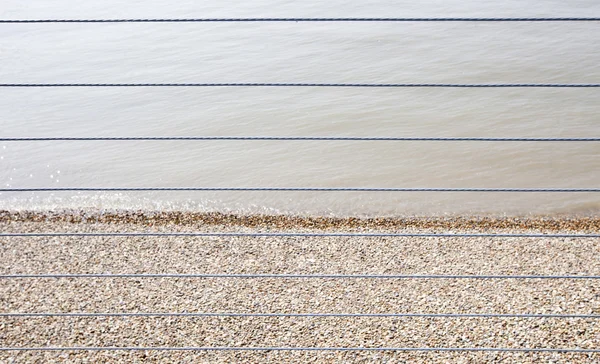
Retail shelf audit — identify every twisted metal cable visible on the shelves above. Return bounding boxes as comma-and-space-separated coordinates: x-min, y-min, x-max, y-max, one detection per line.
2, 273, 598, 279
2, 187, 598, 192
1, 17, 600, 23
1, 136, 599, 142
1, 346, 599, 352
1, 83, 599, 88
1, 232, 598, 238
1, 312, 598, 318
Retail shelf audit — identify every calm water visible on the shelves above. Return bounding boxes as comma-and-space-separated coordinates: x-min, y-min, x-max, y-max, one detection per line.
0, 0, 599, 216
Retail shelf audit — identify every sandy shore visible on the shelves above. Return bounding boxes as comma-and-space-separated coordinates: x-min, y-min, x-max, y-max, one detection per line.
1, 211, 599, 363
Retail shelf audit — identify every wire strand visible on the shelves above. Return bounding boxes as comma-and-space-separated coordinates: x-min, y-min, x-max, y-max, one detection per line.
1, 83, 599, 88
1, 17, 600, 23
2, 187, 598, 192
1, 232, 597, 238
1, 346, 598, 352
1, 312, 597, 318
2, 273, 599, 279
1, 137, 599, 142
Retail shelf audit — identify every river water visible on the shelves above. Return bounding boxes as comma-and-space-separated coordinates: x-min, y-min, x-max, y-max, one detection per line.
0, 0, 599, 216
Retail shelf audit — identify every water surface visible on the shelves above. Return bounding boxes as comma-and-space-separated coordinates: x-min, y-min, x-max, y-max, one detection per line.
0, 0, 599, 216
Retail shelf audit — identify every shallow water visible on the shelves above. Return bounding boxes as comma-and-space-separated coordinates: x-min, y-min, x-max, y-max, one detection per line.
0, 0, 599, 216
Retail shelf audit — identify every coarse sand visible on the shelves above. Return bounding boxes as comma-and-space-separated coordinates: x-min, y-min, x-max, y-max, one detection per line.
1, 210, 599, 363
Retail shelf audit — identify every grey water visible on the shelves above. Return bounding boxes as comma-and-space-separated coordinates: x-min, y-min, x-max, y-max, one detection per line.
0, 0, 599, 216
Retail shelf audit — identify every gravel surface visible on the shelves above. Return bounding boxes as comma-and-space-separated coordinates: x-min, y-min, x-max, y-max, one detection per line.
1, 211, 599, 363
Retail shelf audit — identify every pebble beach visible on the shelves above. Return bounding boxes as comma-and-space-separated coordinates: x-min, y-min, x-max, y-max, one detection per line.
1, 210, 599, 363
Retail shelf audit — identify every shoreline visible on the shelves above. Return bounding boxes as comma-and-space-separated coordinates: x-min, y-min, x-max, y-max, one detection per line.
1, 209, 599, 232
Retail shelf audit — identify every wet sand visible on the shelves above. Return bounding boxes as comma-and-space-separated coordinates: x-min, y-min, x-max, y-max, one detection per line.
1, 211, 599, 363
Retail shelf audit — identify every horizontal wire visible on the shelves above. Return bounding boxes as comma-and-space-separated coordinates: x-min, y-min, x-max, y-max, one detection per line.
1, 232, 598, 238
1, 273, 599, 279
1, 136, 599, 142
1, 312, 598, 319
1, 346, 599, 352
1, 187, 599, 192
1, 18, 600, 23
1, 83, 599, 88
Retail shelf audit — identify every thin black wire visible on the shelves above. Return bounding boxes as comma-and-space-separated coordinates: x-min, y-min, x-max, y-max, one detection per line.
1, 83, 599, 88
2, 273, 598, 279
1, 312, 598, 319
1, 187, 598, 192
1, 17, 600, 23
1, 137, 599, 142
1, 232, 598, 238
1, 346, 599, 352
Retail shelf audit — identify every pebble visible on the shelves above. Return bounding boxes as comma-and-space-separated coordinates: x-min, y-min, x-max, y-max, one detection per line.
0, 209, 599, 363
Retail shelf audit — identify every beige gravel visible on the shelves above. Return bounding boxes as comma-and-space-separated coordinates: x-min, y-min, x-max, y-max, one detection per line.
0, 211, 599, 363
